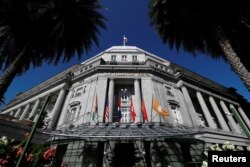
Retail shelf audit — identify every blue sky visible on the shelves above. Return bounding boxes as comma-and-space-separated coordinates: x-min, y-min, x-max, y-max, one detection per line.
1, 0, 249, 107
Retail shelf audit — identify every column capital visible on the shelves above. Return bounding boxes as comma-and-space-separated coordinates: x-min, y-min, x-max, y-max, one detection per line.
62, 82, 71, 90
196, 91, 201, 94
208, 96, 213, 100
177, 80, 184, 87
134, 78, 140, 82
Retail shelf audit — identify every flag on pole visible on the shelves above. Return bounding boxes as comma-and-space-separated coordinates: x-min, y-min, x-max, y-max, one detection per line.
123, 35, 128, 46
104, 98, 109, 122
92, 95, 98, 120
152, 97, 170, 117
130, 97, 136, 122
116, 96, 122, 122
141, 98, 148, 122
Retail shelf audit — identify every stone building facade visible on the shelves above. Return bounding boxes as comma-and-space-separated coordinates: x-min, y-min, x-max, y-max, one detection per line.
1, 46, 250, 167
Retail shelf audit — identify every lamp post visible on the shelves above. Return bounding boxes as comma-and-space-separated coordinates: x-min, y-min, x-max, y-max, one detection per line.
16, 95, 50, 167
230, 107, 250, 139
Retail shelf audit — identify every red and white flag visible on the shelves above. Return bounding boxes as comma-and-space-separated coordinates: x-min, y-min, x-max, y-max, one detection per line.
130, 97, 136, 122
104, 98, 109, 122
141, 98, 148, 122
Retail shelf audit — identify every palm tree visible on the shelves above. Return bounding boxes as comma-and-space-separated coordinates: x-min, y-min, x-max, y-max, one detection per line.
0, 0, 106, 100
149, 0, 250, 91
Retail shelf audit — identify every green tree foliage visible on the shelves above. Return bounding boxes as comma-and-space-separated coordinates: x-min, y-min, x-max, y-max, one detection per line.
0, 0, 106, 101
149, 0, 250, 90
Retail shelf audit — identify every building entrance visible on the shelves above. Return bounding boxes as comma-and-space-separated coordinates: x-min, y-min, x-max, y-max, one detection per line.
116, 86, 134, 123
114, 143, 136, 167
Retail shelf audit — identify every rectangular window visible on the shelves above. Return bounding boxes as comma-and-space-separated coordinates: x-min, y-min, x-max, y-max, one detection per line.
75, 87, 83, 97
132, 55, 137, 61
165, 86, 174, 97
64, 107, 77, 124
121, 106, 130, 123
111, 55, 116, 61
122, 55, 127, 61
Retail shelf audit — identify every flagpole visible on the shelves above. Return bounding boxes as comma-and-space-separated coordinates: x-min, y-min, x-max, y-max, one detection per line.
151, 80, 155, 124
123, 35, 128, 46
123, 36, 125, 46
151, 97, 153, 123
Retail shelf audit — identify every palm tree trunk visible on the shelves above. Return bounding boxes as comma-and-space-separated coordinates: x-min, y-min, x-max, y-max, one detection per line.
215, 26, 250, 91
0, 47, 27, 101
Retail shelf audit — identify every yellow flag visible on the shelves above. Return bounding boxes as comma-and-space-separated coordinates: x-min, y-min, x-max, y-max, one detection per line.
153, 97, 170, 117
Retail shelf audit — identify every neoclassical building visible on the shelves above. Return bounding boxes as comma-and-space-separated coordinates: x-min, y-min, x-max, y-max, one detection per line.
1, 45, 250, 167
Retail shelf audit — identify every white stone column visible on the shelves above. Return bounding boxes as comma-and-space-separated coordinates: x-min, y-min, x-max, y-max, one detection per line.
19, 103, 30, 120
28, 99, 40, 121
14, 108, 22, 118
181, 86, 201, 126
220, 100, 241, 134
48, 87, 67, 130
108, 79, 115, 122
96, 78, 108, 123
10, 111, 14, 116
237, 107, 250, 130
1, 84, 67, 115
196, 92, 216, 128
134, 79, 141, 122
209, 96, 230, 131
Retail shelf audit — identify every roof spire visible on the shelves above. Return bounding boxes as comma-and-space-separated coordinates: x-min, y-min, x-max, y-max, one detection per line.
123, 35, 128, 46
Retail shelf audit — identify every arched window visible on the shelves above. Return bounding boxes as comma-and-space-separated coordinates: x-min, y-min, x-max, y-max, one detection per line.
75, 87, 83, 97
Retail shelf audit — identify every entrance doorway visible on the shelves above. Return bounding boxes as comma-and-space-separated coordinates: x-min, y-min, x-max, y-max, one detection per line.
114, 143, 136, 167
